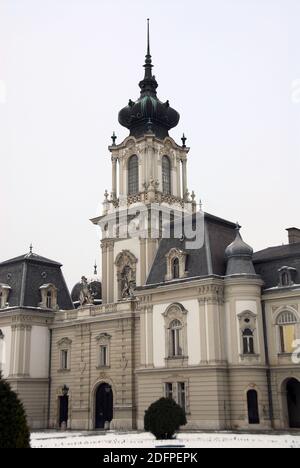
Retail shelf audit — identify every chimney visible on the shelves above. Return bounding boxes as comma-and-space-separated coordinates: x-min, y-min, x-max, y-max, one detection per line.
286, 228, 300, 244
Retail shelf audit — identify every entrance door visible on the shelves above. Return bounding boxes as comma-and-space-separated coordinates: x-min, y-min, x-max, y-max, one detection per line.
247, 390, 260, 425
59, 395, 69, 427
95, 383, 113, 429
287, 379, 300, 428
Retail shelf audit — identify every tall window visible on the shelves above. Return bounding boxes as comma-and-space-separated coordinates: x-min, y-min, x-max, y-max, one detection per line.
247, 390, 260, 425
46, 291, 52, 309
243, 329, 255, 355
100, 345, 108, 367
178, 382, 186, 411
128, 155, 139, 195
162, 156, 171, 194
61, 350, 68, 370
172, 258, 180, 279
278, 312, 297, 354
170, 320, 183, 357
165, 383, 173, 400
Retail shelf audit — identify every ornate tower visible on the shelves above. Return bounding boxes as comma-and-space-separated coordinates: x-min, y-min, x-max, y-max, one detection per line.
92, 21, 196, 304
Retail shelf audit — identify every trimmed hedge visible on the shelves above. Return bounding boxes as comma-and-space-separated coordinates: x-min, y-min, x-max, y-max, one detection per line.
144, 397, 187, 440
0, 373, 30, 448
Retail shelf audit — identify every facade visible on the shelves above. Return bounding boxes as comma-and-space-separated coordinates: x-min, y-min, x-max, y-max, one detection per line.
0, 26, 300, 432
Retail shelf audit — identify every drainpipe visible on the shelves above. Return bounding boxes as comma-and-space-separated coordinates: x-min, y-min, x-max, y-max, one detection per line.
47, 328, 53, 428
262, 300, 275, 429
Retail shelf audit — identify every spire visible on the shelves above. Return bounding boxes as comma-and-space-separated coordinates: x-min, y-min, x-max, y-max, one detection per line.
94, 262, 98, 276
147, 18, 150, 56
139, 19, 158, 96
29, 243, 33, 254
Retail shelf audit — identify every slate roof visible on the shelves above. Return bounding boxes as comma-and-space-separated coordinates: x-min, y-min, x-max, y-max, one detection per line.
146, 212, 237, 286
0, 252, 73, 310
253, 243, 300, 289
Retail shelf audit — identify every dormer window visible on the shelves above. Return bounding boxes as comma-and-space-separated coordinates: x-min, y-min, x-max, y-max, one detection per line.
39, 284, 58, 310
0, 284, 11, 309
46, 291, 52, 308
278, 266, 297, 287
172, 258, 180, 279
165, 248, 188, 281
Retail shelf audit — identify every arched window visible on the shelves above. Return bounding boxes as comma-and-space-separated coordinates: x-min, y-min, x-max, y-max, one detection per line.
162, 156, 171, 194
128, 155, 139, 195
243, 329, 255, 355
46, 291, 52, 309
172, 258, 180, 279
247, 390, 260, 424
277, 311, 298, 354
170, 319, 183, 357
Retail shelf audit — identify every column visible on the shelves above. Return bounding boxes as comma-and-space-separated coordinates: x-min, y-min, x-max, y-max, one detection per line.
108, 241, 115, 303
176, 157, 181, 198
111, 157, 117, 198
182, 158, 187, 198
101, 241, 108, 304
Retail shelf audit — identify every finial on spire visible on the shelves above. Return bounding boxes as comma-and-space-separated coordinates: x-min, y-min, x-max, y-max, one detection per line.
181, 133, 187, 148
29, 243, 33, 254
94, 262, 98, 276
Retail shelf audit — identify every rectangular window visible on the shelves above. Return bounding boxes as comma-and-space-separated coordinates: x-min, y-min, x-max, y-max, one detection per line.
280, 325, 295, 353
100, 345, 108, 367
165, 383, 173, 400
178, 382, 186, 411
61, 350, 68, 370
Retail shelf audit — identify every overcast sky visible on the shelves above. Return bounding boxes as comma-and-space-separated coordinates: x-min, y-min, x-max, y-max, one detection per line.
0, 0, 299, 289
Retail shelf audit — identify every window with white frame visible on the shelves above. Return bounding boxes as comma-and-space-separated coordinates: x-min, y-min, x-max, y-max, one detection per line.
163, 304, 188, 361
57, 337, 72, 371
96, 333, 111, 368
61, 350, 69, 370
100, 345, 108, 367
243, 329, 255, 355
164, 382, 188, 412
170, 320, 183, 357
277, 311, 298, 354
177, 382, 186, 411
165, 383, 173, 400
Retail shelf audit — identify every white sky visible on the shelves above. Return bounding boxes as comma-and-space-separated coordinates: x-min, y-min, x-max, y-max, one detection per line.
0, 0, 299, 289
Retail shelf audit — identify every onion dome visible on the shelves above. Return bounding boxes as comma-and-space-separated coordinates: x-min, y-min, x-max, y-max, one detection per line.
225, 225, 256, 276
118, 20, 180, 140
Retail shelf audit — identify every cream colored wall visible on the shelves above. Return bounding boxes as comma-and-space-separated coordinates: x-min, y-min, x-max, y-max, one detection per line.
224, 280, 265, 366
263, 292, 300, 367
152, 299, 201, 368
0, 326, 11, 377
29, 326, 50, 378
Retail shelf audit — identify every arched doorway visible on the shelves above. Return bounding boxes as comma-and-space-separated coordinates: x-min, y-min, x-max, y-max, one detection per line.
286, 378, 300, 428
95, 383, 113, 429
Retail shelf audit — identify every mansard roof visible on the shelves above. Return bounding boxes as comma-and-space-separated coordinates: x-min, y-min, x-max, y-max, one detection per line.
146, 212, 237, 286
0, 252, 73, 310
253, 243, 300, 289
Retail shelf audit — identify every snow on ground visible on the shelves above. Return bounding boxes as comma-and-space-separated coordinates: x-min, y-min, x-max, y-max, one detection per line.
30, 431, 300, 449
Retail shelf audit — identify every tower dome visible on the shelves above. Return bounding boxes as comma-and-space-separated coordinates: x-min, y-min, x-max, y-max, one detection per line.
225, 225, 256, 276
118, 20, 180, 140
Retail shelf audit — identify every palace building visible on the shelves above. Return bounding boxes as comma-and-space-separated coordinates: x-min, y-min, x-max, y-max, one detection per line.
0, 24, 300, 432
